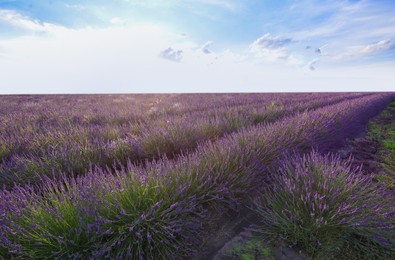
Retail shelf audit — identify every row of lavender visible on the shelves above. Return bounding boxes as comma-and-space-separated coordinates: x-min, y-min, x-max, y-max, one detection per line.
0, 93, 369, 186
1, 93, 394, 258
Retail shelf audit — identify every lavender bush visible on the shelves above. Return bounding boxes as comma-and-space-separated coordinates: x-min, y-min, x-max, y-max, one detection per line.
1, 93, 394, 258
252, 151, 395, 259
1, 167, 211, 259
0, 93, 371, 186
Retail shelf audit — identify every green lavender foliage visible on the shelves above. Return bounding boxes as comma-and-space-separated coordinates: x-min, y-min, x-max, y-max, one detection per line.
1, 93, 394, 259
252, 151, 395, 259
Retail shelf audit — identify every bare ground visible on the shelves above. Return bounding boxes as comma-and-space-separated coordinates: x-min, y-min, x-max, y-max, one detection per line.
193, 105, 395, 260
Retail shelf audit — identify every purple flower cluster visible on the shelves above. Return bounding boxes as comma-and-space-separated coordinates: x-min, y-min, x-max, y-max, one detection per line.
253, 151, 394, 258
0, 93, 394, 258
0, 93, 372, 187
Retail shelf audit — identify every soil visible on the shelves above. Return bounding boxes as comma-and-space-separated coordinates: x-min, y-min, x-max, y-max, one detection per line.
193, 207, 306, 260
338, 106, 395, 176
338, 138, 384, 174
193, 104, 395, 260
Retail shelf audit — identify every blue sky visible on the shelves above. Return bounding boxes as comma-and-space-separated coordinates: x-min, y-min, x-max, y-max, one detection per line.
0, 0, 394, 93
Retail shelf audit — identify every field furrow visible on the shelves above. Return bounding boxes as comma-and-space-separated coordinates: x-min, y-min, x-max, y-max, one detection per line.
1, 93, 393, 259
0, 93, 372, 186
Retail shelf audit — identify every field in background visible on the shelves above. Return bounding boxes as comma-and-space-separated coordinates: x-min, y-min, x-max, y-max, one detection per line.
0, 93, 377, 186
0, 93, 394, 259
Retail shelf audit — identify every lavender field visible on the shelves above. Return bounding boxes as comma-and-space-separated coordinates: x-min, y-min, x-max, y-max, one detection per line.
1, 93, 394, 259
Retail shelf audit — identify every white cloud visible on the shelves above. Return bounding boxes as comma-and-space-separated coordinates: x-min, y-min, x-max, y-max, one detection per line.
0, 7, 394, 93
363, 39, 395, 54
0, 12, 262, 93
320, 39, 395, 62
159, 47, 183, 62
249, 33, 293, 60
307, 59, 318, 71
0, 9, 63, 34
200, 41, 213, 54
110, 17, 124, 24
0, 15, 191, 93
287, 0, 395, 63
0, 46, 8, 59
250, 33, 292, 50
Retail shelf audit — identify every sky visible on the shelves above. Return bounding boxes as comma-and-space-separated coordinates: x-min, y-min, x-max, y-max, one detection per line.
0, 0, 394, 93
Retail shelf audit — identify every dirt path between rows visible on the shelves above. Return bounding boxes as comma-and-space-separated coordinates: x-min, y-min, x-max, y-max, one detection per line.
193, 105, 394, 260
